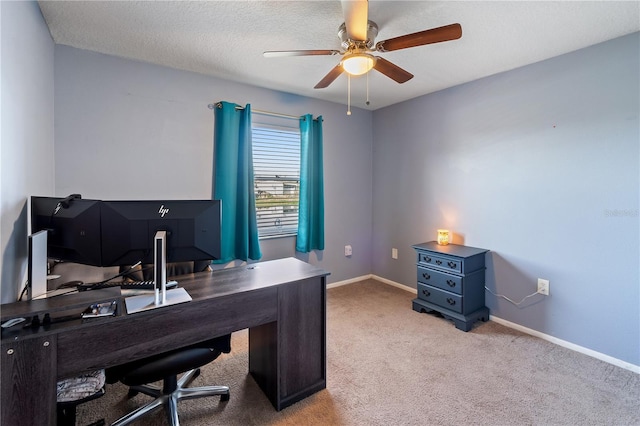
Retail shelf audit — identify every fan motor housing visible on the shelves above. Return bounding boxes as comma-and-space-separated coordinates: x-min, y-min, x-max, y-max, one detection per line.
338, 20, 378, 49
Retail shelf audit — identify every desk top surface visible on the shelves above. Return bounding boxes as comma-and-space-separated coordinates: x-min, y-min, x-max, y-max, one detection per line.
1, 257, 330, 339
182, 257, 330, 299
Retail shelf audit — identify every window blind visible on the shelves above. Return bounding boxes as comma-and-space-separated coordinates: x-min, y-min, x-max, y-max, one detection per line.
252, 125, 301, 238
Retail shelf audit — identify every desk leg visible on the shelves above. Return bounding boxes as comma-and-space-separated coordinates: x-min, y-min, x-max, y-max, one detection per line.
1, 335, 57, 426
248, 321, 278, 405
249, 277, 326, 411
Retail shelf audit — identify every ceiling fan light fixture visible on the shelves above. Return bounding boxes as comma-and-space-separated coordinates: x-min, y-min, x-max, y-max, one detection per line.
341, 53, 375, 76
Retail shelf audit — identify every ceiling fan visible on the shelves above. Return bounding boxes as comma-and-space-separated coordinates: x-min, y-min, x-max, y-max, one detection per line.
263, 0, 462, 89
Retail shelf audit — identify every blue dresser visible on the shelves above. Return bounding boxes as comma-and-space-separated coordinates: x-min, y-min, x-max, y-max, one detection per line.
412, 241, 489, 331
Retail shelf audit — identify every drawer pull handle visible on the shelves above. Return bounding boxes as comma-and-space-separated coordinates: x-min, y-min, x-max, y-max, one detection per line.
446, 298, 456, 306
422, 272, 431, 280
422, 289, 431, 297
448, 261, 457, 268
446, 279, 456, 287
436, 260, 442, 265
424, 256, 431, 263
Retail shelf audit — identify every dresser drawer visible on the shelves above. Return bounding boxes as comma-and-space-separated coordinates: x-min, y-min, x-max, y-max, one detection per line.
417, 252, 462, 273
417, 266, 462, 295
417, 283, 463, 314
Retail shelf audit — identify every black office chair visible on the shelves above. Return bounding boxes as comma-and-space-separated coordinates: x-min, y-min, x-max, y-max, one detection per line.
106, 261, 231, 426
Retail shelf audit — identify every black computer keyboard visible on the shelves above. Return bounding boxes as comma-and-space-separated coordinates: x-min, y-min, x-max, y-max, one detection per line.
77, 280, 178, 291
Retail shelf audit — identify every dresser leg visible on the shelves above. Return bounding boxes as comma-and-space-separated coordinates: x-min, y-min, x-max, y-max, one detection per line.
454, 320, 472, 332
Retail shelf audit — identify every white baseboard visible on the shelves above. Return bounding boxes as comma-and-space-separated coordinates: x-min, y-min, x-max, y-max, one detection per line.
371, 274, 417, 293
331, 275, 639, 374
489, 316, 639, 374
327, 274, 373, 289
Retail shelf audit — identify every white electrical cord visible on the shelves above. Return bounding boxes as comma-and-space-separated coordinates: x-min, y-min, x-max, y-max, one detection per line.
484, 286, 542, 306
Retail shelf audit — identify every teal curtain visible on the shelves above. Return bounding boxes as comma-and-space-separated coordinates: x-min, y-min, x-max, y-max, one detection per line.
296, 115, 325, 252
213, 101, 262, 262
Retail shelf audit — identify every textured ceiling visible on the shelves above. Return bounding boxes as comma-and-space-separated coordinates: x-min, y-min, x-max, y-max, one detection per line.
38, 1, 640, 110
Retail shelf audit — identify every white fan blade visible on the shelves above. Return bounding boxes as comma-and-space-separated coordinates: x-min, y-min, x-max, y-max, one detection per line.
341, 0, 368, 41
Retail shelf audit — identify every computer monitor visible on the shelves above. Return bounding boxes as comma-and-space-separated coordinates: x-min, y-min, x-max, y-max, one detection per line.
30, 195, 103, 266
100, 199, 222, 267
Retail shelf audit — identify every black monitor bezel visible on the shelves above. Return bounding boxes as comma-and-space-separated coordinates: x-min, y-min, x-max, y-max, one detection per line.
99, 199, 222, 267
30, 196, 103, 267
30, 196, 222, 268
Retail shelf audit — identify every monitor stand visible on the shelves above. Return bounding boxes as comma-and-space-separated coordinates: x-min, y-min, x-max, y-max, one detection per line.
125, 230, 192, 314
28, 230, 49, 300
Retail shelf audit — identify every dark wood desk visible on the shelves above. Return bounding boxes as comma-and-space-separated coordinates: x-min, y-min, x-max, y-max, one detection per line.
1, 257, 329, 426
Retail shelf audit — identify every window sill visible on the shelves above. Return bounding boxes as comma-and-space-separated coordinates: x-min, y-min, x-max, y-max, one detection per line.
259, 233, 297, 241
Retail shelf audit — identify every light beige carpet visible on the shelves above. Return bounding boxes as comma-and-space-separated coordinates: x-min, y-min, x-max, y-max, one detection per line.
77, 279, 639, 425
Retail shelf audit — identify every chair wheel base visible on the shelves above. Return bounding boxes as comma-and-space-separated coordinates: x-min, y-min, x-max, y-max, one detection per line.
221, 392, 230, 402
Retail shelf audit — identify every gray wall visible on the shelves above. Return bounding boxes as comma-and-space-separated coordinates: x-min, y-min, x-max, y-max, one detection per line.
53, 45, 373, 284
371, 33, 639, 366
0, 1, 55, 303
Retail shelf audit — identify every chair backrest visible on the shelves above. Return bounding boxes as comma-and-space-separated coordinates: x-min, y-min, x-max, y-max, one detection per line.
50, 262, 120, 289
122, 261, 212, 281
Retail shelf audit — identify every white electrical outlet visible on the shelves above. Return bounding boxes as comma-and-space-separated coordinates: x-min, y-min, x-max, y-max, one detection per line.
537, 278, 550, 296
392, 248, 398, 259
345, 245, 352, 257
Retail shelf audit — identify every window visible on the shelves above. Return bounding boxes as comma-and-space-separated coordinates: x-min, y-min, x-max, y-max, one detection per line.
252, 123, 300, 238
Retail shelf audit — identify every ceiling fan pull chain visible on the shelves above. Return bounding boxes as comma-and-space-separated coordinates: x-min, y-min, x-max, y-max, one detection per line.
366, 71, 370, 106
347, 74, 352, 116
